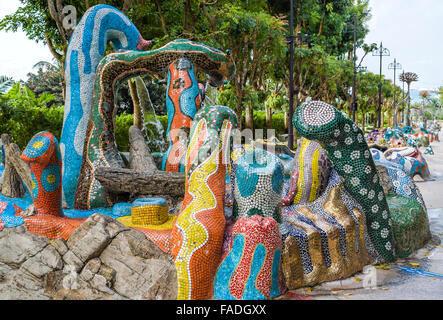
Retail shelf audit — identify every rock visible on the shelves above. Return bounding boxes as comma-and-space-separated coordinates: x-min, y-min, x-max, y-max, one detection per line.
0, 227, 50, 266
21, 204, 36, 217
0, 214, 176, 300
99, 228, 177, 299
62, 251, 83, 272
376, 165, 393, 196
66, 213, 129, 264
51, 238, 68, 256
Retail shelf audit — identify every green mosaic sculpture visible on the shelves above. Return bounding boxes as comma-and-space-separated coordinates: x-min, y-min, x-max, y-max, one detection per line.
292, 100, 395, 263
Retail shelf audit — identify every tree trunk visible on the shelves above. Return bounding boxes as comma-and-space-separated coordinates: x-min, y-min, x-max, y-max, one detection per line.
129, 125, 158, 173
406, 85, 411, 127
128, 79, 143, 130
245, 103, 254, 130
94, 167, 185, 197
265, 103, 272, 130
284, 112, 289, 130
0, 134, 29, 198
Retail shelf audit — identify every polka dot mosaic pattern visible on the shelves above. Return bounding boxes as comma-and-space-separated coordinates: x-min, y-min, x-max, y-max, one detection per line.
292, 100, 395, 262
20, 131, 62, 217
233, 149, 284, 222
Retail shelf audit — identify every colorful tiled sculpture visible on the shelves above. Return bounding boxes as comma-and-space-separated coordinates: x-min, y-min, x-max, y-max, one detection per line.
19, 132, 86, 239
20, 131, 62, 216
74, 39, 234, 209
292, 100, 395, 263
387, 195, 431, 258
60, 4, 152, 209
281, 138, 331, 206
170, 104, 237, 300
281, 169, 375, 288
214, 215, 283, 300
384, 147, 432, 181
233, 149, 284, 222
162, 58, 203, 172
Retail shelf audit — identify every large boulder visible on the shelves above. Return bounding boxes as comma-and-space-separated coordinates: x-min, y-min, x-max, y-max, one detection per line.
0, 214, 177, 300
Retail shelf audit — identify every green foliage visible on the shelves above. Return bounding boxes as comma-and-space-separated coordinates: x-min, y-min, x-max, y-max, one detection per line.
4, 82, 55, 109
0, 97, 63, 149
253, 111, 286, 137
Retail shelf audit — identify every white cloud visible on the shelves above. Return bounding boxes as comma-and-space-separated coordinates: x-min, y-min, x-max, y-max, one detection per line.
358, 0, 443, 91
0, 0, 54, 81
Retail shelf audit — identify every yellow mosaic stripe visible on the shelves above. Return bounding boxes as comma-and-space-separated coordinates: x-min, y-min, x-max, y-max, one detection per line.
308, 148, 320, 202
174, 120, 231, 300
294, 138, 309, 203
117, 214, 176, 230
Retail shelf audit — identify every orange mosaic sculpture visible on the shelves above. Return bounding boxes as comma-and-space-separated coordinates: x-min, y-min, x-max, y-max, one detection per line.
19, 131, 86, 240
170, 105, 237, 300
162, 58, 203, 172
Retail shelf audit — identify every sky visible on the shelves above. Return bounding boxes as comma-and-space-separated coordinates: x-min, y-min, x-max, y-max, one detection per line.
0, 0, 442, 91
0, 0, 54, 82
358, 0, 443, 92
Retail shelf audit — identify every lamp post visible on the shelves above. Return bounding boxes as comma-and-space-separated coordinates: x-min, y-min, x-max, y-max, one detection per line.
388, 59, 402, 127
288, 0, 295, 151
372, 42, 390, 128
287, 0, 310, 150
401, 70, 405, 123
351, 14, 357, 122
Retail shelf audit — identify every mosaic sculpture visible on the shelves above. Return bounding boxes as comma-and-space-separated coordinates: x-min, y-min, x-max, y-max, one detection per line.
424, 145, 434, 155
60, 4, 152, 208
170, 104, 238, 300
214, 215, 283, 300
74, 39, 235, 209
371, 149, 426, 211
281, 138, 331, 206
292, 100, 395, 263
20, 131, 62, 216
387, 194, 431, 258
162, 58, 203, 172
281, 169, 375, 288
384, 147, 432, 181
232, 149, 284, 222
370, 149, 430, 258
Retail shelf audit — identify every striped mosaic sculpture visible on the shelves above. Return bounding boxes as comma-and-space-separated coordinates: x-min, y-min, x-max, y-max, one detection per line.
281, 138, 331, 206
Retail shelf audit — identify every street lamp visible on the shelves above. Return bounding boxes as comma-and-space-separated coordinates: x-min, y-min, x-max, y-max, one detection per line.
372, 42, 390, 128
388, 59, 402, 127
287, 0, 310, 150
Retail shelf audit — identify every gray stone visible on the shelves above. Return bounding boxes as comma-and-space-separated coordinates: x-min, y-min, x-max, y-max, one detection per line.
62, 250, 84, 272
66, 213, 129, 263
51, 238, 68, 256
0, 227, 49, 266
99, 229, 177, 300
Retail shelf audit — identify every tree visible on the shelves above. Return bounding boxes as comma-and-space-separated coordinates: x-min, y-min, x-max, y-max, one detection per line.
399, 72, 419, 126
0, 76, 14, 95
26, 60, 64, 106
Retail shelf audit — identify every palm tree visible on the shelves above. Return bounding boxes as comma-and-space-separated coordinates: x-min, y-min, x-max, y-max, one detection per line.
399, 72, 419, 126
0, 75, 14, 94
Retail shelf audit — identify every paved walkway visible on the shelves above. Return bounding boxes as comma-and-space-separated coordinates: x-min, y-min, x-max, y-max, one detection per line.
283, 126, 443, 300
